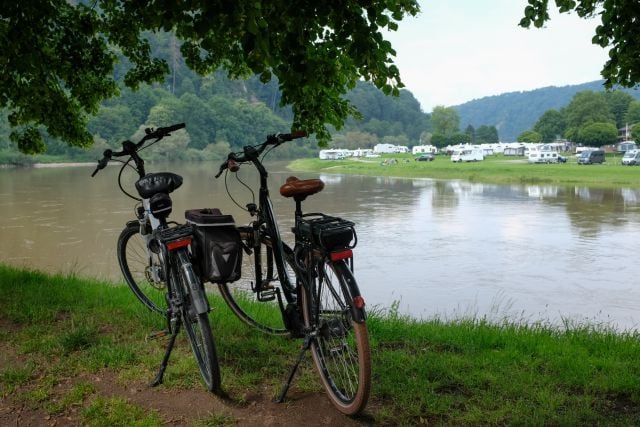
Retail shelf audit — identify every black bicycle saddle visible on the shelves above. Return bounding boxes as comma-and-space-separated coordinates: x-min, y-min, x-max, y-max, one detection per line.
135, 172, 183, 199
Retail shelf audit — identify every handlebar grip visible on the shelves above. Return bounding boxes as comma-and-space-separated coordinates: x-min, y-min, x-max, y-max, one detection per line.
268, 130, 308, 144
161, 123, 186, 133
90, 150, 113, 177
289, 130, 308, 140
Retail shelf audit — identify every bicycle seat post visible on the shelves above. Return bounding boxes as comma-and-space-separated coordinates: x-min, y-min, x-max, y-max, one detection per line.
294, 198, 304, 222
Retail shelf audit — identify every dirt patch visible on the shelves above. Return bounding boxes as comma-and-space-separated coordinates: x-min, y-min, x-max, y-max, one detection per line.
1, 369, 374, 426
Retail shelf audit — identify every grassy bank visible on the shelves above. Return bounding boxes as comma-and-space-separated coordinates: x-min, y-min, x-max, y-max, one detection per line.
289, 154, 640, 188
2, 264, 640, 425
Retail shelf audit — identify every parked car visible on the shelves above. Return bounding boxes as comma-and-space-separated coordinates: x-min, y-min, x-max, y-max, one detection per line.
622, 149, 639, 165
577, 150, 605, 165
415, 154, 435, 162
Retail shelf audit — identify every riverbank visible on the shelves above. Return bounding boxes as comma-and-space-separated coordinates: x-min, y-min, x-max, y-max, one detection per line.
1, 264, 640, 425
289, 154, 640, 188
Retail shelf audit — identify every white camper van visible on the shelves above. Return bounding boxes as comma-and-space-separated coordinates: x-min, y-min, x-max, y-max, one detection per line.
451, 148, 484, 162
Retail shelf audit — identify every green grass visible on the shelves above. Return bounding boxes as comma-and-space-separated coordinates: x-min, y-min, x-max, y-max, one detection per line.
289, 153, 640, 188
1, 264, 640, 424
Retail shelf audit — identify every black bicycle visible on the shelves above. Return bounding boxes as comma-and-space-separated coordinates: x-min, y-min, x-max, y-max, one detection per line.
91, 124, 221, 392
215, 132, 371, 415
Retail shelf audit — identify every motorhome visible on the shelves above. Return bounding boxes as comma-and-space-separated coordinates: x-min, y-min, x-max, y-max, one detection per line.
318, 149, 349, 160
617, 141, 637, 153
412, 144, 438, 155
528, 146, 561, 163
451, 148, 483, 162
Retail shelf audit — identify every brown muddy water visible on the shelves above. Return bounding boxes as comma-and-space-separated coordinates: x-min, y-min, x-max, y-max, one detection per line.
1, 162, 639, 329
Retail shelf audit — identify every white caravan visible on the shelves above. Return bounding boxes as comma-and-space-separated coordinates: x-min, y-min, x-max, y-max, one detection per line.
451, 148, 484, 162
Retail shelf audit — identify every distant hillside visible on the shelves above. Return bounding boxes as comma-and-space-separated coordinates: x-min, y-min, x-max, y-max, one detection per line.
453, 81, 640, 141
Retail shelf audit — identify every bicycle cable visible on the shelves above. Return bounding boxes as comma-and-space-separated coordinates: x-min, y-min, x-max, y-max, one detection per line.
224, 170, 249, 212
117, 158, 142, 202
138, 138, 162, 153
261, 144, 277, 162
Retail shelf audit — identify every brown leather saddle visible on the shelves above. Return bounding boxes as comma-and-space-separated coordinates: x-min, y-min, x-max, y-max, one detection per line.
279, 176, 325, 201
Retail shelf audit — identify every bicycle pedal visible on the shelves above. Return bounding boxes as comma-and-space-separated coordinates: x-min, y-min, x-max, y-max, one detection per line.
258, 289, 277, 302
146, 329, 170, 341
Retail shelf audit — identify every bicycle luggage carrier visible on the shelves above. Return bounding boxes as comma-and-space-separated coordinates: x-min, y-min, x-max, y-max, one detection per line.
298, 213, 357, 250
157, 224, 194, 244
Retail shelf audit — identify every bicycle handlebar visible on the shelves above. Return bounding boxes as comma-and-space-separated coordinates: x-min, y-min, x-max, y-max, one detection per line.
214, 131, 307, 178
91, 123, 186, 177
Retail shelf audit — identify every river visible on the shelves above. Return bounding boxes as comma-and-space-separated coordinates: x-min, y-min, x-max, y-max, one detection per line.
1, 162, 639, 329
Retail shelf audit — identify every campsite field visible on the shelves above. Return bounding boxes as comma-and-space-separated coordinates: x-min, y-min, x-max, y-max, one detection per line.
289, 153, 640, 188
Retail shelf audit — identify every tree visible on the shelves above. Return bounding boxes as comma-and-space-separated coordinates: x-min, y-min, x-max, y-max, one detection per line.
533, 109, 566, 143
330, 131, 379, 150
604, 91, 634, 129
563, 91, 614, 139
632, 124, 640, 143
1, 1, 420, 153
520, 1, 640, 89
575, 122, 618, 147
475, 125, 499, 144
464, 124, 476, 144
419, 131, 433, 145
430, 133, 448, 148
449, 132, 471, 145
517, 130, 542, 143
431, 106, 460, 137
625, 101, 640, 126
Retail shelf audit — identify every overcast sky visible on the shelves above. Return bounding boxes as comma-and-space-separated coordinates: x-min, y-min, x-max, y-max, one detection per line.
384, 0, 609, 112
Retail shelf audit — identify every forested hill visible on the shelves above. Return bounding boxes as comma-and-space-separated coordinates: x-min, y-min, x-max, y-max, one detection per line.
0, 31, 431, 164
453, 81, 640, 141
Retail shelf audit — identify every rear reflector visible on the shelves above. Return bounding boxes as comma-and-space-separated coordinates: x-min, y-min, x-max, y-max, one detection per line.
166, 238, 191, 251
330, 249, 353, 262
353, 295, 365, 309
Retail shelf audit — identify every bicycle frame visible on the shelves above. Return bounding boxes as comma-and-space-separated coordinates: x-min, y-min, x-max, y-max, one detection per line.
237, 146, 366, 324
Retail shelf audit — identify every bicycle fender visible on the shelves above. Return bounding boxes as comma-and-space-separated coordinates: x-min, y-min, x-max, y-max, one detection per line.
334, 261, 366, 323
178, 251, 210, 315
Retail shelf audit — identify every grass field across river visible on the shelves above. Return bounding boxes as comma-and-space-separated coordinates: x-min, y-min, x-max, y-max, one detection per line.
2, 264, 640, 424
289, 154, 640, 188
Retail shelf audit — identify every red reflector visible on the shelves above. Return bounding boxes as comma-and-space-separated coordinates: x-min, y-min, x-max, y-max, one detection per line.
353, 295, 365, 309
166, 238, 191, 251
330, 249, 353, 262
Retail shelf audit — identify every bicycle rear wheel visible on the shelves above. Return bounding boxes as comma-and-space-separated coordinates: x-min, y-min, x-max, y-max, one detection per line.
302, 259, 371, 415
177, 253, 221, 392
117, 224, 166, 314
218, 239, 295, 335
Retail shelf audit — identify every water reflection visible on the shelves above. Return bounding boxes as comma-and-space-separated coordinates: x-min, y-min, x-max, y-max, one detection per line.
1, 164, 639, 329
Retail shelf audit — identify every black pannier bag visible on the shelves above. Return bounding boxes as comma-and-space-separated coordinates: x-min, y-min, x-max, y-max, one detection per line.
185, 208, 242, 283
298, 213, 357, 250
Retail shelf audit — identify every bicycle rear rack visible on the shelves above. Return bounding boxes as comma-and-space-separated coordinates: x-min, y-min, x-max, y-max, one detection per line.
157, 223, 194, 244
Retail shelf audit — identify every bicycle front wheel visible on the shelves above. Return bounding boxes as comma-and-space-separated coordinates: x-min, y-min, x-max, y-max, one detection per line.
218, 240, 295, 335
177, 254, 221, 392
302, 259, 371, 415
117, 224, 166, 314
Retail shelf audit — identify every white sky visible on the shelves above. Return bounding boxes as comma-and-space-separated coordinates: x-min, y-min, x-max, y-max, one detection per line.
384, 0, 609, 112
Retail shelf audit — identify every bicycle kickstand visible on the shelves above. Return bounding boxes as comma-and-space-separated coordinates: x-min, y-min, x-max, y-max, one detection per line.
274, 333, 314, 403
150, 319, 181, 387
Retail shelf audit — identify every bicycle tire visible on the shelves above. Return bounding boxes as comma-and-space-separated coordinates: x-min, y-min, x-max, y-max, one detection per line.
301, 259, 371, 415
117, 224, 166, 314
177, 253, 221, 392
218, 239, 295, 335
